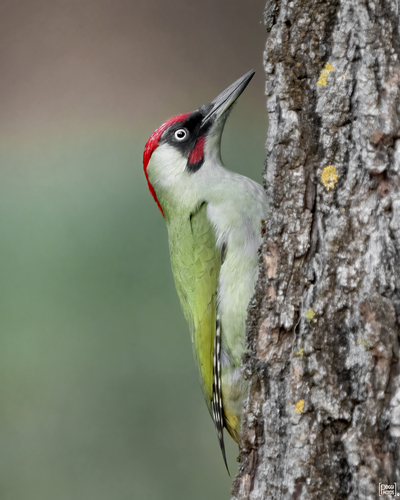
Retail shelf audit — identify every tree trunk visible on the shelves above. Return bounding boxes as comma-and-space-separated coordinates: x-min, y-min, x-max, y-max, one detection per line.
232, 0, 400, 498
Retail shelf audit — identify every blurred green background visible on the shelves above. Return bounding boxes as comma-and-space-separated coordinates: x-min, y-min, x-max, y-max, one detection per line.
0, 1, 267, 499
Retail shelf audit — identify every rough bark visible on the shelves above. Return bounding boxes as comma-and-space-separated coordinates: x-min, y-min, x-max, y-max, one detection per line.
232, 0, 400, 499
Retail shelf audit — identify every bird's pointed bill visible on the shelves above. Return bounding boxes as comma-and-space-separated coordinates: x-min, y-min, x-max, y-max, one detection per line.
200, 70, 255, 128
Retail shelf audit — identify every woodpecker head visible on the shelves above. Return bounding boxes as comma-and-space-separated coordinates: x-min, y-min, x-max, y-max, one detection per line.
143, 70, 255, 217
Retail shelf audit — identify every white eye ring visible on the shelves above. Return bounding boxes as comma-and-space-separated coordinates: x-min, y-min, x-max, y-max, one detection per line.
174, 128, 188, 141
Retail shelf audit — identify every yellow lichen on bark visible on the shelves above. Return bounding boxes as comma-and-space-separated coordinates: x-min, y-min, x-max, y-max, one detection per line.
295, 400, 305, 413
321, 165, 338, 190
305, 308, 316, 321
317, 62, 334, 86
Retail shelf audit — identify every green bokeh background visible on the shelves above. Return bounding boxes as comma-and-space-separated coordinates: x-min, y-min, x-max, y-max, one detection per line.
1, 1, 267, 498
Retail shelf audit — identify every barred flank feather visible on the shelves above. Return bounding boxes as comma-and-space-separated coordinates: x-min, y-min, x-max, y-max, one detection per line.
211, 317, 229, 474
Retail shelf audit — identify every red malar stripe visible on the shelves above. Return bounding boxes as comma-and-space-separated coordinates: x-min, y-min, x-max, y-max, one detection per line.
189, 136, 205, 165
143, 113, 190, 217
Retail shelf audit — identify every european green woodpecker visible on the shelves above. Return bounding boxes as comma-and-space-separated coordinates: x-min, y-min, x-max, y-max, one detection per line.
143, 71, 268, 468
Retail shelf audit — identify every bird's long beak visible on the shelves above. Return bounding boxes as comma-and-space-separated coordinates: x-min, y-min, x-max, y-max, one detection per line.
200, 70, 255, 129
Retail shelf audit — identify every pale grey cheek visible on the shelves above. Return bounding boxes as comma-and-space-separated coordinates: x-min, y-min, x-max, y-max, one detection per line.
150, 148, 187, 188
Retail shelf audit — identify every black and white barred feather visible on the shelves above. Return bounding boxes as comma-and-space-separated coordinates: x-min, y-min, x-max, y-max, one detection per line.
211, 316, 229, 473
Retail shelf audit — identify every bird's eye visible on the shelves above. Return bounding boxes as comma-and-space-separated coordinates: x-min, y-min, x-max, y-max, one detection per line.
174, 128, 188, 141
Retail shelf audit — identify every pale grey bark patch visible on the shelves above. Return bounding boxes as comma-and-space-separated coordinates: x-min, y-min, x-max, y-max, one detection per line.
233, 0, 400, 498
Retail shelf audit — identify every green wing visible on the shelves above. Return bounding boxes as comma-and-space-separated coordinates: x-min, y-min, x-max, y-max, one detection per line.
167, 202, 221, 413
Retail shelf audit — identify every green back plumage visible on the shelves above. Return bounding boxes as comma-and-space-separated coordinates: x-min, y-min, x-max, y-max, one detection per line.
166, 202, 221, 412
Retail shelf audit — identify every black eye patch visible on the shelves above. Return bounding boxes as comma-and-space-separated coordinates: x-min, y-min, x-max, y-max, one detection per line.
160, 108, 213, 172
